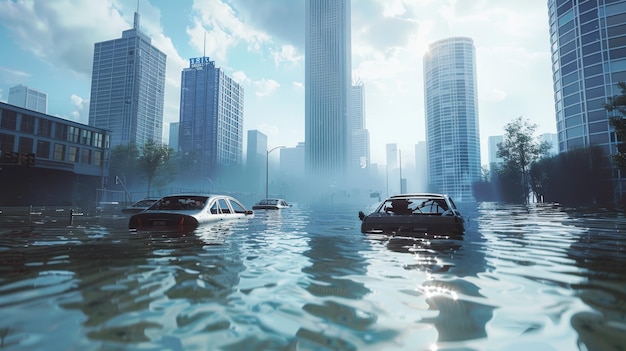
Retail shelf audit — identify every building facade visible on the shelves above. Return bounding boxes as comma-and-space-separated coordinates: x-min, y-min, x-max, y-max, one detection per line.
350, 82, 370, 171
178, 57, 244, 182
168, 122, 179, 152
0, 102, 110, 206
423, 37, 481, 202
8, 84, 48, 114
88, 11, 167, 148
305, 0, 352, 183
246, 130, 267, 194
548, 0, 626, 194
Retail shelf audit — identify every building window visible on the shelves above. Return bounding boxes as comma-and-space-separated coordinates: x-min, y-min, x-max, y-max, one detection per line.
94, 150, 102, 166
36, 140, 50, 159
81, 129, 92, 145
93, 133, 103, 148
81, 148, 91, 164
37, 119, 51, 137
53, 143, 65, 161
68, 146, 78, 162
0, 133, 15, 153
20, 115, 35, 134
55, 123, 67, 140
68, 126, 80, 143
0, 109, 17, 130
18, 137, 33, 154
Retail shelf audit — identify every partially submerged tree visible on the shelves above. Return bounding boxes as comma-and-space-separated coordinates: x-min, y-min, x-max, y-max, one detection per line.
497, 116, 552, 203
138, 140, 174, 196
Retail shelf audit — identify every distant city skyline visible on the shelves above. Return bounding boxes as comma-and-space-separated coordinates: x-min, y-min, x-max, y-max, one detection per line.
8, 84, 47, 114
0, 1, 558, 166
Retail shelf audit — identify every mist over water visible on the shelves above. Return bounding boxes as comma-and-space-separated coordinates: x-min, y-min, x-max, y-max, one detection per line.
0, 202, 625, 350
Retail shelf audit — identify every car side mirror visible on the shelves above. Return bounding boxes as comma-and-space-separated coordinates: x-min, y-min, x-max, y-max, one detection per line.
358, 211, 365, 221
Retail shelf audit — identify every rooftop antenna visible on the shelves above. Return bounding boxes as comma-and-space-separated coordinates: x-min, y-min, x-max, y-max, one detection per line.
133, 0, 140, 30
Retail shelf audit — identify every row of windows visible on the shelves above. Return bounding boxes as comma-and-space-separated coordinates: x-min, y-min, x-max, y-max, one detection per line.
0, 134, 104, 166
0, 109, 108, 148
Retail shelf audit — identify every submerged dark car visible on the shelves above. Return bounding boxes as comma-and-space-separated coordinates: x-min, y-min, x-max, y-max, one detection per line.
358, 193, 465, 235
128, 194, 253, 231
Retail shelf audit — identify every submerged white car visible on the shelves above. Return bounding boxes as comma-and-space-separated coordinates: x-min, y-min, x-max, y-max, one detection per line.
128, 194, 254, 231
252, 198, 291, 210
358, 193, 465, 235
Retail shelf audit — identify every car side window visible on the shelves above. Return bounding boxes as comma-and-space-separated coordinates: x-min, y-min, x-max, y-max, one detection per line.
217, 199, 230, 213
230, 199, 247, 213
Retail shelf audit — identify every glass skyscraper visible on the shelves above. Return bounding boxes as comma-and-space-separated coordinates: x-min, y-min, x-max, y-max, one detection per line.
305, 0, 352, 182
178, 57, 244, 181
8, 84, 47, 114
350, 82, 370, 171
88, 12, 166, 148
548, 0, 626, 194
423, 37, 481, 202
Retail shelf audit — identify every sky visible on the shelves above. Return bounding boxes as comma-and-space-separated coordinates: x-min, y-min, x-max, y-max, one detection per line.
0, 0, 557, 167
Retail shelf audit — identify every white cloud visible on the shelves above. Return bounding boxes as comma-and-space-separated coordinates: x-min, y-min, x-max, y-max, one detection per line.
232, 71, 251, 85
271, 45, 302, 67
253, 79, 279, 97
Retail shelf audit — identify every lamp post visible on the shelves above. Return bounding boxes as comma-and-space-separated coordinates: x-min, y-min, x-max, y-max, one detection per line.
266, 146, 285, 199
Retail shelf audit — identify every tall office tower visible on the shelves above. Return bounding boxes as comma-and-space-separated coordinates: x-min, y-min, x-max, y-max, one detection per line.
386, 143, 399, 196
246, 130, 267, 193
548, 0, 626, 193
88, 11, 166, 148
350, 82, 370, 170
169, 122, 179, 152
8, 84, 47, 114
305, 0, 352, 183
414, 141, 428, 192
178, 57, 244, 181
423, 37, 481, 202
488, 135, 504, 167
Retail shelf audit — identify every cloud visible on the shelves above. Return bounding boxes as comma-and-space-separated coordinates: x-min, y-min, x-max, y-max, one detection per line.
232, 71, 251, 85
187, 0, 272, 63
272, 45, 302, 67
253, 79, 280, 97
70, 94, 85, 110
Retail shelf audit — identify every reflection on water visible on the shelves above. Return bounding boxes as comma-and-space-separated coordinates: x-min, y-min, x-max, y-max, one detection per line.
1, 202, 626, 350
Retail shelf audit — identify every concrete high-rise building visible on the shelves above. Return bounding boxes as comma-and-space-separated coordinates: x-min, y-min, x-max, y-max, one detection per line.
178, 57, 244, 181
548, 0, 626, 195
8, 84, 47, 114
247, 130, 267, 171
385, 143, 399, 196
169, 122, 179, 152
350, 82, 370, 171
88, 11, 167, 148
488, 135, 504, 167
423, 37, 481, 202
305, 0, 352, 182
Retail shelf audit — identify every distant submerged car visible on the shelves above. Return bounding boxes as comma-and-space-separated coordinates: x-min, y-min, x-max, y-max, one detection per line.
128, 194, 254, 231
358, 193, 465, 235
252, 198, 291, 210
121, 198, 159, 214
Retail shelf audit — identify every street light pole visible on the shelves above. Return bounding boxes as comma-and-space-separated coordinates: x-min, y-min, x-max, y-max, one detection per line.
266, 146, 285, 199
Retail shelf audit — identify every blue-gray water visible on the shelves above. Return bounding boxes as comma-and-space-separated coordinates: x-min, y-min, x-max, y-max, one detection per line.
1, 202, 626, 351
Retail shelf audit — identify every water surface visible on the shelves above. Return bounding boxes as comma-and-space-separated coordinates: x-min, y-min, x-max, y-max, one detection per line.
1, 202, 625, 350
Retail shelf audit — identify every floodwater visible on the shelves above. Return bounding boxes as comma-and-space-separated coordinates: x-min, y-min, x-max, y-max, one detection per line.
0, 202, 625, 351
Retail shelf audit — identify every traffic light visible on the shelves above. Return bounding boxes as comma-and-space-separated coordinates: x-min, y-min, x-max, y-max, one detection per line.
2, 151, 19, 164
27, 153, 35, 166
19, 153, 36, 166
21, 153, 29, 165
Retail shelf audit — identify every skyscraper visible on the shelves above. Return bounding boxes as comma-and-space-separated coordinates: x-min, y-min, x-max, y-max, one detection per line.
178, 57, 244, 181
8, 84, 47, 114
88, 11, 166, 148
305, 0, 352, 182
169, 122, 179, 152
350, 82, 370, 171
247, 130, 267, 193
423, 37, 481, 202
548, 0, 626, 193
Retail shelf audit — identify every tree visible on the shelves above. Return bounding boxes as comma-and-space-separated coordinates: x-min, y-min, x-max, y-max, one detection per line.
109, 143, 139, 187
604, 81, 626, 170
497, 116, 552, 203
138, 140, 174, 196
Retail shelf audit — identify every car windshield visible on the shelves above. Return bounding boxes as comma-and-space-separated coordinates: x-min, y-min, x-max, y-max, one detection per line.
150, 196, 207, 210
378, 196, 449, 215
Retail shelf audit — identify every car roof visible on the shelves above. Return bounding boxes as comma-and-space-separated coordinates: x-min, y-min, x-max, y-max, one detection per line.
388, 193, 449, 200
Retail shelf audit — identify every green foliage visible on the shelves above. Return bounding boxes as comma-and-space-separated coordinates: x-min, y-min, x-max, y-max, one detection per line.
109, 143, 139, 185
496, 116, 552, 203
529, 147, 613, 206
138, 140, 174, 196
605, 81, 626, 170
